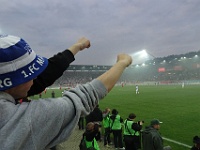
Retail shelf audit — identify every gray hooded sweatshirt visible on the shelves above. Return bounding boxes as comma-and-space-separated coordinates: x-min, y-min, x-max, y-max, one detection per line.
0, 79, 107, 150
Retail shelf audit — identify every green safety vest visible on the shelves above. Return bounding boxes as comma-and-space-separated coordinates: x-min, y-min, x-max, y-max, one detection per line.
103, 114, 110, 128
85, 138, 100, 150
124, 119, 139, 136
110, 114, 122, 130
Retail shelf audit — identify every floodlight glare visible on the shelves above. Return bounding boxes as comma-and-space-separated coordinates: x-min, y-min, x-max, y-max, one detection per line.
140, 49, 148, 58
130, 49, 155, 64
141, 49, 147, 53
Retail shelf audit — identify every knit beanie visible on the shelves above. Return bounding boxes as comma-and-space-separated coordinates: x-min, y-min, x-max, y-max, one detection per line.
0, 35, 48, 91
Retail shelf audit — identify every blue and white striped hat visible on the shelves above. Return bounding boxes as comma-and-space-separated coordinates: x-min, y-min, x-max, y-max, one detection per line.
0, 35, 48, 91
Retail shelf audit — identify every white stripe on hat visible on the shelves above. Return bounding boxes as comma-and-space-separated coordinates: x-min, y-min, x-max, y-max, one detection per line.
0, 35, 20, 48
0, 51, 36, 74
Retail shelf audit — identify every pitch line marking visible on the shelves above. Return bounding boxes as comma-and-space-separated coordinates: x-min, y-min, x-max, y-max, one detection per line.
163, 137, 192, 148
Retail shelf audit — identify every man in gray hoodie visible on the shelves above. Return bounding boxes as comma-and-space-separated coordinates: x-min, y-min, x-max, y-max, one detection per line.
0, 35, 132, 150
142, 119, 171, 150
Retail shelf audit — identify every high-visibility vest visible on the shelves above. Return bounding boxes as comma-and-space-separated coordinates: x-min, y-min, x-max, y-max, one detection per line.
85, 137, 100, 150
124, 119, 139, 136
103, 114, 110, 128
111, 115, 122, 130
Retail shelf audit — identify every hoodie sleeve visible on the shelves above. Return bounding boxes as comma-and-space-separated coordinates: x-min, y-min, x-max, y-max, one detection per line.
28, 79, 107, 149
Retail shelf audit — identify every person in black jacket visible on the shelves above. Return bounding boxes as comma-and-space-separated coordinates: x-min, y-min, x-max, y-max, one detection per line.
110, 109, 125, 149
142, 119, 171, 150
123, 113, 143, 150
85, 105, 103, 141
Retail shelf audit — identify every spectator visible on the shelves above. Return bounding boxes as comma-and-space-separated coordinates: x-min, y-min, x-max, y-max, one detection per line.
123, 113, 143, 150
15, 35, 90, 150
102, 108, 112, 147
191, 136, 200, 150
110, 109, 125, 150
0, 34, 132, 149
142, 119, 171, 150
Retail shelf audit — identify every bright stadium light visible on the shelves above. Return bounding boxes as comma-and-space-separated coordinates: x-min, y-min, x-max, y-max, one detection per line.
140, 49, 148, 58
130, 49, 156, 64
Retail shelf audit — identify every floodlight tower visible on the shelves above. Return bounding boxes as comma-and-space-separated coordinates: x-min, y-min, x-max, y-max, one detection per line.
130, 49, 157, 65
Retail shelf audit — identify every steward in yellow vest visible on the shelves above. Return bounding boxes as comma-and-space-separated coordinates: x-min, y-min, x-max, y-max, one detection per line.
110, 109, 125, 149
123, 113, 143, 150
102, 108, 112, 147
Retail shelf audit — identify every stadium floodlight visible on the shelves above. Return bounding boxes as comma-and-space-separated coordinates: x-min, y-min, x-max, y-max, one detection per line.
140, 49, 148, 58
130, 49, 150, 59
130, 49, 156, 65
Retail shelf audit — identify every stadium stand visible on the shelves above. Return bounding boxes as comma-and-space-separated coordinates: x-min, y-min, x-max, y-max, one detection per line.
52, 51, 200, 87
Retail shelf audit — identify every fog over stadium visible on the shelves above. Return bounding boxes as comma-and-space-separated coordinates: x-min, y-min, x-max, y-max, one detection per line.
0, 0, 200, 65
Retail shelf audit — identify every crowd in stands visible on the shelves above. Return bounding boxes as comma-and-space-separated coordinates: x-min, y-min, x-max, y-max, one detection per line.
52, 51, 200, 87
54, 71, 103, 87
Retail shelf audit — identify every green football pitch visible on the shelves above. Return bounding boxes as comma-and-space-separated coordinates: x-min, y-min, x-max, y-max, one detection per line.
31, 84, 200, 149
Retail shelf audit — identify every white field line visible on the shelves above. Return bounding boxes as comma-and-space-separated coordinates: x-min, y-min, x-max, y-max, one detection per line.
163, 137, 192, 148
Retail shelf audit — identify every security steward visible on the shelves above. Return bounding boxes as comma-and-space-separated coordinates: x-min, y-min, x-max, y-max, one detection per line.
123, 113, 143, 150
